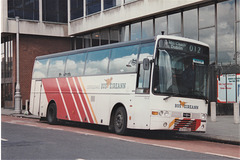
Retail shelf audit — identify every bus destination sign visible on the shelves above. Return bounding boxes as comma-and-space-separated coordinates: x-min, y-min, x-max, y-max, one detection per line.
159, 39, 207, 54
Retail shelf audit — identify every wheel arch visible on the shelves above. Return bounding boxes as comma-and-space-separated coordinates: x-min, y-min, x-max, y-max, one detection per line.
109, 103, 127, 130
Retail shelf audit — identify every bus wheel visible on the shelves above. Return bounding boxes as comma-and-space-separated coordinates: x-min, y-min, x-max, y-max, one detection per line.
47, 103, 57, 125
114, 107, 127, 135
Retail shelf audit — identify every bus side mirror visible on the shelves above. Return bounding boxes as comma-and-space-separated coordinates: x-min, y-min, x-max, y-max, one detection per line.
143, 58, 150, 70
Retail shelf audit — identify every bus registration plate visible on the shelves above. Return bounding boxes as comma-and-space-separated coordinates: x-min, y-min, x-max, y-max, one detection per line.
179, 128, 191, 132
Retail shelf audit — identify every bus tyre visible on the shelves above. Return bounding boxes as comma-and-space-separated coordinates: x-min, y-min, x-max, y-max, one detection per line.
47, 103, 57, 125
114, 107, 127, 135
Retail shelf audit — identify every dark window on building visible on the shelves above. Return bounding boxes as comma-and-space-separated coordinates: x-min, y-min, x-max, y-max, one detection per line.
110, 27, 119, 44
43, 0, 67, 23
71, 0, 83, 20
8, 0, 39, 20
86, 0, 101, 15
92, 32, 100, 47
1, 36, 14, 106
104, 0, 121, 10
100, 29, 109, 45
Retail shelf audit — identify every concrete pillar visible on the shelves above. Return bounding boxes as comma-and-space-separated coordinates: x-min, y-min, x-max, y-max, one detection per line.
211, 102, 216, 122
233, 103, 239, 124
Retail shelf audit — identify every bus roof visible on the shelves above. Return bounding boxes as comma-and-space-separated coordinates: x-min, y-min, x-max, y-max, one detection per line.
35, 35, 209, 60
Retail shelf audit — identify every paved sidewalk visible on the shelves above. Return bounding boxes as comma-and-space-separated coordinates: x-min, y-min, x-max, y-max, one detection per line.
1, 108, 239, 145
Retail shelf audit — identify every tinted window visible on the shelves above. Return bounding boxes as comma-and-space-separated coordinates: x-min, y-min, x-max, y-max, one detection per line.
109, 45, 139, 73
86, 0, 101, 15
65, 53, 86, 77
104, 0, 121, 10
48, 56, 67, 78
71, 0, 84, 20
8, 0, 39, 20
32, 59, 49, 79
43, 0, 67, 23
85, 50, 110, 75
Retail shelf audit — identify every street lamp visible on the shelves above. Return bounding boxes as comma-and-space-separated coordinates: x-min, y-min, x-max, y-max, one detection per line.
14, 16, 21, 113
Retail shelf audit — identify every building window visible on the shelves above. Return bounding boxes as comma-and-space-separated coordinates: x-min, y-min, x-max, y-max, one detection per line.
71, 0, 84, 20
199, 5, 215, 64
183, 9, 198, 40
92, 32, 100, 47
110, 27, 119, 44
104, 0, 121, 10
8, 0, 39, 20
168, 13, 181, 35
131, 22, 141, 41
1, 36, 13, 107
155, 16, 167, 36
1, 36, 13, 79
121, 25, 130, 42
86, 0, 101, 15
217, 0, 235, 65
43, 0, 67, 23
100, 29, 109, 45
142, 19, 153, 39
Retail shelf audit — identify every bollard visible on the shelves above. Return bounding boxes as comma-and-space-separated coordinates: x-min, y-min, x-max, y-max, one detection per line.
211, 102, 216, 122
233, 103, 239, 124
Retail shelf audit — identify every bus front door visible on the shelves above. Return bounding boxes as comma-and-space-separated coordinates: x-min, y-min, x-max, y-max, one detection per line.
31, 80, 42, 116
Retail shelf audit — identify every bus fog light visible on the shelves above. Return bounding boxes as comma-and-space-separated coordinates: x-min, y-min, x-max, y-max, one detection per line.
163, 122, 168, 127
201, 124, 205, 129
164, 111, 170, 117
201, 113, 207, 120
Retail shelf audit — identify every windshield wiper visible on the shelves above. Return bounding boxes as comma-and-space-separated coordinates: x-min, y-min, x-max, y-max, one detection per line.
193, 91, 209, 104
163, 93, 183, 101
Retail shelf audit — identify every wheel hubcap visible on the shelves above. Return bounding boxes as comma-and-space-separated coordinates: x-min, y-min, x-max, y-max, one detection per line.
116, 113, 123, 129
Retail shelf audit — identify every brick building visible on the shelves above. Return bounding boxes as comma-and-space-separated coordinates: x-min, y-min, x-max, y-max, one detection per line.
1, 0, 240, 114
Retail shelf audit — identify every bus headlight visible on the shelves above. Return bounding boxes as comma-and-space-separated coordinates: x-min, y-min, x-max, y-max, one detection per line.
201, 113, 207, 120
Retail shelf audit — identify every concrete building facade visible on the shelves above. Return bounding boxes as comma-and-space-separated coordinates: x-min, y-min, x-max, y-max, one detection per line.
1, 0, 240, 114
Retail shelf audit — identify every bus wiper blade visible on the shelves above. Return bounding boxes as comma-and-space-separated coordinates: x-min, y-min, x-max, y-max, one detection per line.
163, 93, 182, 101
193, 91, 208, 104
163, 95, 173, 101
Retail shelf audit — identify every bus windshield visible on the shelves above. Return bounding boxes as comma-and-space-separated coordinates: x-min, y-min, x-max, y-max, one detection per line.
153, 41, 208, 99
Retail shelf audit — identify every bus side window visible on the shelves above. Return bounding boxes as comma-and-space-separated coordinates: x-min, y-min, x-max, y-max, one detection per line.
84, 49, 110, 75
136, 42, 154, 94
47, 56, 67, 78
32, 59, 49, 79
65, 53, 86, 77
109, 45, 139, 74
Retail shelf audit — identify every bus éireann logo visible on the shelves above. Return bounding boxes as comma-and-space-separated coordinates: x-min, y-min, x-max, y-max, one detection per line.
101, 77, 126, 89
175, 100, 199, 109
179, 100, 187, 107
105, 77, 113, 88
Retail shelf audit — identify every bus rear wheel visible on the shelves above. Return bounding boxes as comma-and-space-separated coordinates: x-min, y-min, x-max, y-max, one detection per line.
47, 103, 58, 125
114, 107, 127, 135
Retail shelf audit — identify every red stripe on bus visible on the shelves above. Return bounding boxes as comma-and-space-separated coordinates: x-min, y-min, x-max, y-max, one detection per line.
42, 78, 68, 120
74, 77, 94, 123
57, 78, 80, 122
68, 77, 87, 122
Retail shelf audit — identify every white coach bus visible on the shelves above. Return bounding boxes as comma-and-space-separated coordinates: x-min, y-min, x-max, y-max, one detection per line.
30, 35, 209, 134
